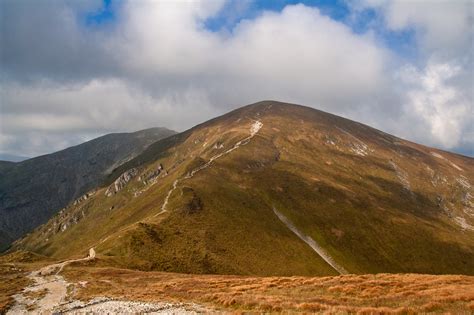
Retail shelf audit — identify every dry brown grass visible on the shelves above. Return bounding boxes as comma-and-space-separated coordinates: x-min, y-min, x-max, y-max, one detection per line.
62, 267, 474, 313
23, 288, 48, 301
22, 289, 48, 312
0, 264, 31, 313
0, 252, 53, 313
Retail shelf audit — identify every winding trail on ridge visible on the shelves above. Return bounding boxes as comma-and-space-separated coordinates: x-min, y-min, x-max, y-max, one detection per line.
273, 207, 348, 275
7, 119, 265, 314
92, 119, 264, 247
157, 119, 263, 215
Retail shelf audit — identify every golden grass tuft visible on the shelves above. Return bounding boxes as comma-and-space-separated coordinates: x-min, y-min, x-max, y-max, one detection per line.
56, 267, 474, 313
0, 264, 33, 313
468, 301, 474, 310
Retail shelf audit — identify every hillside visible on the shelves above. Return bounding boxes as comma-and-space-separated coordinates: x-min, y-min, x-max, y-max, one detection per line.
13, 101, 474, 276
0, 128, 176, 252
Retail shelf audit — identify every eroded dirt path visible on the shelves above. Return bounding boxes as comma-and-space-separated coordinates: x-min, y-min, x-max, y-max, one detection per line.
7, 248, 95, 314
7, 248, 208, 314
273, 207, 348, 275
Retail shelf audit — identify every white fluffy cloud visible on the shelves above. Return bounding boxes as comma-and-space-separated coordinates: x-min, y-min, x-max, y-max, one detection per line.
363, 0, 472, 57
0, 0, 472, 157
397, 61, 471, 148
357, 0, 473, 153
111, 2, 388, 112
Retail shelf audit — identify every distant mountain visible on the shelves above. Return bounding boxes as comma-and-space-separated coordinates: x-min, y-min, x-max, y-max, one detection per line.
0, 153, 30, 162
0, 161, 16, 173
0, 127, 176, 251
14, 101, 474, 276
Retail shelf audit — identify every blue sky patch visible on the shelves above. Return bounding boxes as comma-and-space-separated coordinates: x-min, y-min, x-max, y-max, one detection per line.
204, 0, 417, 60
204, 0, 350, 32
85, 0, 115, 26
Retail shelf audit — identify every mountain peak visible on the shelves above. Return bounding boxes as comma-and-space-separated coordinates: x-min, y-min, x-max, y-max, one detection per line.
13, 101, 473, 276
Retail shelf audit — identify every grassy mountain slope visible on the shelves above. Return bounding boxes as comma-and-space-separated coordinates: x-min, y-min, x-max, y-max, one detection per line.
0, 127, 176, 252
13, 101, 474, 276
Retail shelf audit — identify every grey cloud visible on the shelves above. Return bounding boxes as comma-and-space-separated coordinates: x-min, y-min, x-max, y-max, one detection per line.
0, 0, 472, 157
0, 0, 116, 83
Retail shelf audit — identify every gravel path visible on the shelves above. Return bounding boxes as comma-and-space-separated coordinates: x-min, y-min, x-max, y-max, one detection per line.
7, 248, 209, 314
62, 298, 207, 314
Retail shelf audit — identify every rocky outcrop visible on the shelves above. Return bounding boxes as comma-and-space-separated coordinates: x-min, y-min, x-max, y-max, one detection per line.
105, 168, 139, 197
73, 191, 96, 206
138, 164, 164, 185
213, 142, 224, 149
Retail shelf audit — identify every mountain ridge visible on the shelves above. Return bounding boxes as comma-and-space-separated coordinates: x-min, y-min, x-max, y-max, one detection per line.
108, 101, 471, 188
0, 127, 176, 252
11, 101, 474, 276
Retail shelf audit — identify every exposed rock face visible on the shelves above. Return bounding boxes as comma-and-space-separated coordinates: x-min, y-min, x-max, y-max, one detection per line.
73, 191, 95, 206
0, 128, 175, 252
133, 164, 167, 198
105, 168, 139, 197
139, 164, 164, 185
213, 142, 224, 149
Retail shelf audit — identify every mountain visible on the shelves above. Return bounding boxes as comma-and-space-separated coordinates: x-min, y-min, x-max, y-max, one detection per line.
0, 154, 30, 163
0, 128, 176, 252
0, 161, 16, 173
12, 101, 474, 276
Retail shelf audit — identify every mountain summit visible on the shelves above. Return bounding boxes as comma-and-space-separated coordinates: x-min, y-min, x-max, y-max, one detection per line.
14, 101, 474, 275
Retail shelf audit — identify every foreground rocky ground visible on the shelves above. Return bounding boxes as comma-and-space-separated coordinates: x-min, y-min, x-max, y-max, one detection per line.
2, 253, 473, 314
1, 252, 210, 314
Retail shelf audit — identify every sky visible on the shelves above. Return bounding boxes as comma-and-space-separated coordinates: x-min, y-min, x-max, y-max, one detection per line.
0, 0, 473, 159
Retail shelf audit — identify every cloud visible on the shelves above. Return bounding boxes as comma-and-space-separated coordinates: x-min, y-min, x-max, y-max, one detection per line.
355, 0, 473, 154
0, 79, 217, 156
109, 2, 389, 114
0, 0, 114, 83
397, 61, 472, 149
0, 0, 472, 157
363, 0, 472, 58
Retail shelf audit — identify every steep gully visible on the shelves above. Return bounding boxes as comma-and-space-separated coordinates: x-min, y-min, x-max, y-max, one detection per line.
272, 208, 348, 275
